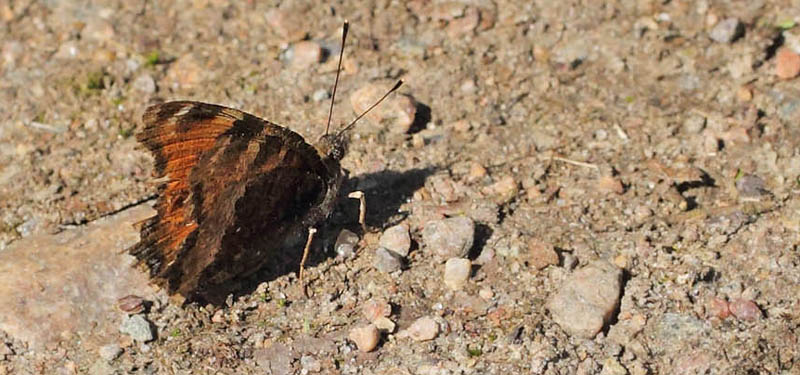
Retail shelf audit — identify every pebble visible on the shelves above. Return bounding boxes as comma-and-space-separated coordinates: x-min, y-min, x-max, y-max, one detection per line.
373, 317, 396, 332
300, 355, 322, 372
547, 260, 623, 338
736, 86, 752, 102
446, 7, 480, 37
735, 174, 767, 197
483, 175, 518, 204
479, 287, 494, 300
362, 298, 392, 322
119, 314, 154, 342
600, 357, 628, 375
708, 18, 743, 43
466, 161, 487, 182
397, 316, 439, 342
729, 299, 761, 321
264, 8, 307, 42
312, 88, 329, 102
528, 239, 559, 270
55, 41, 80, 59
706, 297, 731, 320
374, 247, 404, 273
116, 295, 145, 314
775, 47, 800, 79
443, 258, 471, 290
289, 41, 322, 70
83, 18, 115, 42
166, 54, 202, 88
98, 343, 122, 362
595, 175, 624, 195
334, 229, 359, 258
349, 324, 380, 352
421, 216, 475, 259
132, 74, 156, 94
379, 224, 411, 257
350, 84, 417, 134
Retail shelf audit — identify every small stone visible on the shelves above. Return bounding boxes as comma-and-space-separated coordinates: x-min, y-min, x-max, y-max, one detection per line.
166, 54, 203, 88
775, 47, 800, 79
300, 355, 322, 372
422, 216, 475, 259
373, 317, 396, 332
349, 324, 380, 352
466, 162, 487, 182
98, 343, 122, 362
451, 119, 472, 132
350, 84, 417, 134
709, 18, 743, 43
729, 299, 761, 321
374, 247, 404, 273
736, 86, 752, 102
443, 258, 471, 291
312, 88, 329, 102
479, 287, 494, 300
397, 316, 439, 342
460, 78, 477, 94
736, 174, 767, 197
595, 176, 624, 195
446, 7, 480, 37
116, 295, 145, 314
119, 314, 154, 342
483, 175, 518, 204
211, 309, 225, 323
264, 8, 307, 42
289, 41, 322, 70
380, 224, 411, 257
83, 18, 115, 42
132, 74, 156, 94
55, 41, 80, 59
706, 297, 730, 320
362, 298, 392, 322
547, 260, 623, 339
528, 239, 559, 270
335, 229, 359, 258
600, 357, 628, 375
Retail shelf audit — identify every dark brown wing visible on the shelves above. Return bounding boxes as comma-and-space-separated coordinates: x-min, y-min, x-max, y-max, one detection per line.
129, 101, 341, 302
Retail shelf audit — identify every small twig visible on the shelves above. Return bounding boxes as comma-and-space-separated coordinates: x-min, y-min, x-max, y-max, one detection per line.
25, 121, 66, 133
552, 156, 599, 170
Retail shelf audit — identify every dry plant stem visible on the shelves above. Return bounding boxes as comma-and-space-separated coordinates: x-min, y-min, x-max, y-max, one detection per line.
299, 227, 317, 282
348, 191, 367, 232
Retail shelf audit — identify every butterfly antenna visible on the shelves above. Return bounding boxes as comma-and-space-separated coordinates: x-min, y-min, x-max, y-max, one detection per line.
325, 21, 349, 136
338, 80, 404, 136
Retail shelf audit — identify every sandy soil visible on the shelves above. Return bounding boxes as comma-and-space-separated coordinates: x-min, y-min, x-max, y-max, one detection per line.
1, 0, 800, 374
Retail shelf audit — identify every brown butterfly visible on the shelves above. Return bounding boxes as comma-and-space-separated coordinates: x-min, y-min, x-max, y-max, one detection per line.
128, 22, 402, 303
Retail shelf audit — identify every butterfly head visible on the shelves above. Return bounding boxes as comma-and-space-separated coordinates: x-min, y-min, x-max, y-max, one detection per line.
316, 133, 348, 162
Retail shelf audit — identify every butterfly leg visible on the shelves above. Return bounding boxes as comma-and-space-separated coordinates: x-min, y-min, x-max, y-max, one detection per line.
299, 227, 317, 282
348, 191, 367, 233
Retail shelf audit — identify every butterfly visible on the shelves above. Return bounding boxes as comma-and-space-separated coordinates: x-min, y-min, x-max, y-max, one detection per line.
128, 22, 402, 303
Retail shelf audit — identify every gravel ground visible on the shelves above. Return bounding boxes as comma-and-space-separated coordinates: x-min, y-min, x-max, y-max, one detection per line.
2, 0, 800, 374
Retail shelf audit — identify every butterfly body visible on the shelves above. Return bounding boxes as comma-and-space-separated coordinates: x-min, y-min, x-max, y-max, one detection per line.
130, 101, 346, 302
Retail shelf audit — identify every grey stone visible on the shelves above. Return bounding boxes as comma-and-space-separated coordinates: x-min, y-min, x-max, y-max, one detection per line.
709, 18, 743, 43
422, 216, 475, 259
374, 247, 404, 273
379, 223, 411, 257
119, 314, 154, 342
547, 260, 622, 339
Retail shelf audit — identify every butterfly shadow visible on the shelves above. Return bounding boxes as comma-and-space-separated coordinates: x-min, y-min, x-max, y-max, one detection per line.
221, 167, 437, 303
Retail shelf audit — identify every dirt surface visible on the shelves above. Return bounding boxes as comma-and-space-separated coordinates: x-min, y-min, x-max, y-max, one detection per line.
2, 0, 800, 374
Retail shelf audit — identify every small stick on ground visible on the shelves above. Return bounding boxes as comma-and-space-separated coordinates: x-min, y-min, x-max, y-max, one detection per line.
552, 156, 599, 170
299, 227, 317, 282
348, 191, 367, 233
